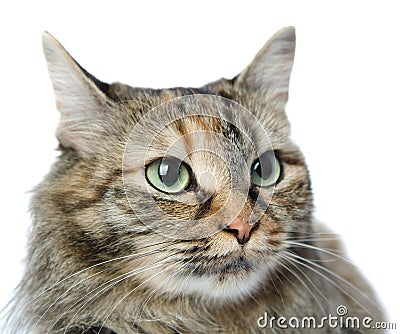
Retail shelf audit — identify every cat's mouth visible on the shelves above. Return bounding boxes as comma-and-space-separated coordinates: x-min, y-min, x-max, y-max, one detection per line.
210, 256, 255, 274
184, 252, 257, 277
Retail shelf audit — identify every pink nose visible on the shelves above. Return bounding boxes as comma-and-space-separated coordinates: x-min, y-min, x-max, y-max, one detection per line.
225, 218, 256, 245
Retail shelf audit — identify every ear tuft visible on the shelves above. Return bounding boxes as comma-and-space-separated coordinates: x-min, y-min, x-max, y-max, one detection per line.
235, 26, 296, 106
42, 32, 112, 156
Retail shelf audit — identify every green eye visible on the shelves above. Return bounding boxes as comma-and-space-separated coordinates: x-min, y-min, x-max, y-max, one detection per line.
146, 158, 191, 194
251, 151, 281, 187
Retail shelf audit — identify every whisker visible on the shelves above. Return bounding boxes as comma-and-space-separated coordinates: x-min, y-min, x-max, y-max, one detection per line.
276, 252, 327, 314
283, 251, 373, 314
34, 245, 170, 332
45, 251, 177, 334
276, 229, 343, 240
179, 262, 200, 296
98, 259, 189, 333
280, 229, 340, 236
130, 259, 195, 333
266, 264, 286, 310
285, 240, 357, 266
60, 253, 180, 334
26, 240, 173, 309
290, 236, 343, 243
33, 267, 110, 332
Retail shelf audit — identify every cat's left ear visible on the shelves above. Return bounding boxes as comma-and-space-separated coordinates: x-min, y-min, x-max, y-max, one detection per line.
234, 26, 295, 107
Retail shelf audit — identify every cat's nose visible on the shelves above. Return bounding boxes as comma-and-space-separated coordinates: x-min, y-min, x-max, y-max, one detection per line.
224, 218, 257, 245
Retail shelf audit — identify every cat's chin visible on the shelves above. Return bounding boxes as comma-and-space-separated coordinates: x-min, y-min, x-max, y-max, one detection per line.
155, 261, 272, 303
180, 267, 269, 302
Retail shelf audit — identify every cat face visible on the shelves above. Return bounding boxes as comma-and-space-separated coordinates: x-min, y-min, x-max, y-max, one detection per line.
37, 27, 313, 304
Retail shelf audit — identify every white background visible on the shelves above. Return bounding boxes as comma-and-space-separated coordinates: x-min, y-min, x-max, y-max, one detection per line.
1, 1, 399, 331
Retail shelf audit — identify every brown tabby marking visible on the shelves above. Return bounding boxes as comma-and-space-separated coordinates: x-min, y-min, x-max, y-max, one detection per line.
3, 27, 385, 334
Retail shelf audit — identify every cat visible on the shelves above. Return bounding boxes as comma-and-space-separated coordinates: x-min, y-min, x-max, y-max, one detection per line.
4, 27, 386, 333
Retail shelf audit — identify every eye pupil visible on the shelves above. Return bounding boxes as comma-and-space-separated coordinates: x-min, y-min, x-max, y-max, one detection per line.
253, 159, 272, 180
159, 159, 180, 187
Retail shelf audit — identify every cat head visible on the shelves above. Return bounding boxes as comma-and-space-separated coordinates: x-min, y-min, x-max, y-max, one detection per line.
34, 27, 312, 306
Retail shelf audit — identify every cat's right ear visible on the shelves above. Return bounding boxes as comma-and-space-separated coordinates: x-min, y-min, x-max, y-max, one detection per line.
42, 32, 113, 156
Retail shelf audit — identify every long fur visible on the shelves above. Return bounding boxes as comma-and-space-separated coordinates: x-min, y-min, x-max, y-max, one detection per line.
3, 27, 385, 334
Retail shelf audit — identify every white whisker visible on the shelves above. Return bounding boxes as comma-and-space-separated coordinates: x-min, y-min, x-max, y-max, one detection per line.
131, 259, 195, 333
283, 251, 372, 314
98, 259, 189, 333
44, 251, 176, 334
26, 240, 172, 310
59, 253, 179, 334
277, 252, 327, 314
286, 240, 356, 266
